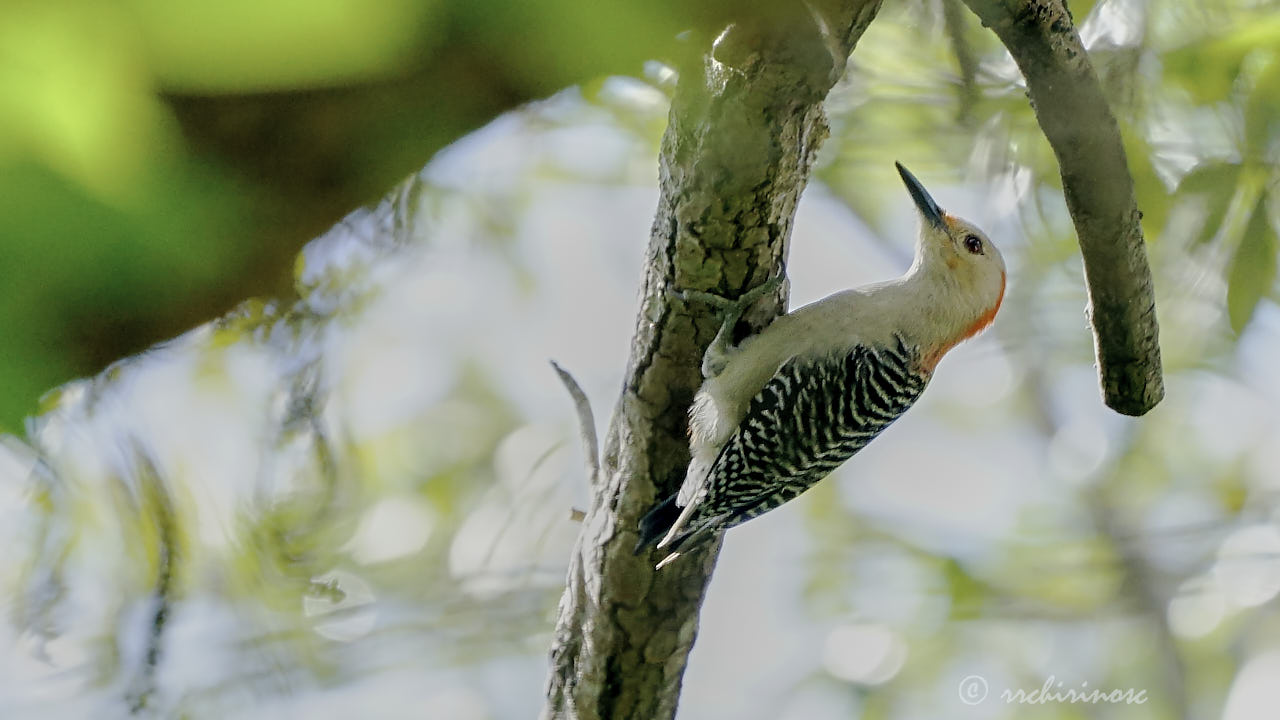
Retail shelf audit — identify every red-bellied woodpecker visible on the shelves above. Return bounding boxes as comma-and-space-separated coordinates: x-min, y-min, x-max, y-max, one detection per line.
637, 162, 1007, 567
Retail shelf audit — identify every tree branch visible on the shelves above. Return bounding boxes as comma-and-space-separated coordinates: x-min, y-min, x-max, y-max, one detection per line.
540, 2, 883, 718
943, 0, 981, 124
550, 361, 601, 486
961, 0, 1164, 416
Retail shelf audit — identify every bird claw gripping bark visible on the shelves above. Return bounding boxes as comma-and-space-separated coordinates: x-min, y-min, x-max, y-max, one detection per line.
672, 275, 786, 378
675, 274, 785, 313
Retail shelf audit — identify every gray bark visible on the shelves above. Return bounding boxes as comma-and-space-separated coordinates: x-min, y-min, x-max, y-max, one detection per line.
961, 0, 1165, 416
540, 2, 884, 718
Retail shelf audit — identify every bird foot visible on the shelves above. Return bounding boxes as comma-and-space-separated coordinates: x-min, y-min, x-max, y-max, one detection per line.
670, 274, 786, 379
673, 274, 785, 316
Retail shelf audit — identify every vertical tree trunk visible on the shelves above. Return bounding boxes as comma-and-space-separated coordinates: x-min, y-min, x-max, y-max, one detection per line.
541, 2, 884, 718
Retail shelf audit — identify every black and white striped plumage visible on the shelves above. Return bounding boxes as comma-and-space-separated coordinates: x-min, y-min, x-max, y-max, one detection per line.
637, 163, 1007, 566
644, 336, 927, 554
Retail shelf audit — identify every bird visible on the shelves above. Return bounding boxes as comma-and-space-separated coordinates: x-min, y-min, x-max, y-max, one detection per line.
637, 162, 1006, 568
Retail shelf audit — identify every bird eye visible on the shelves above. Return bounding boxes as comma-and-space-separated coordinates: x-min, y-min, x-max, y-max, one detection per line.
963, 234, 983, 255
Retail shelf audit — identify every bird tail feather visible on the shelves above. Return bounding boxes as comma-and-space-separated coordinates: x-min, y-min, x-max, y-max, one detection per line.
634, 493, 680, 554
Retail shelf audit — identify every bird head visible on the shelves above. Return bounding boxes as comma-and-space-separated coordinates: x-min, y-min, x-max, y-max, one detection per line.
895, 161, 1007, 348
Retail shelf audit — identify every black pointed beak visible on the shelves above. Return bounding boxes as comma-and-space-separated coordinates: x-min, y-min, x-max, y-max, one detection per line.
895, 162, 946, 231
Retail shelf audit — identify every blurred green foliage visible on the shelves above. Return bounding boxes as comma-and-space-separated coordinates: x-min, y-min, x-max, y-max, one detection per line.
1227, 194, 1277, 332
0, 0, 734, 433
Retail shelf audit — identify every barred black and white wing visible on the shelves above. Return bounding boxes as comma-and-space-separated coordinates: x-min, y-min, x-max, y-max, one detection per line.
657, 335, 928, 551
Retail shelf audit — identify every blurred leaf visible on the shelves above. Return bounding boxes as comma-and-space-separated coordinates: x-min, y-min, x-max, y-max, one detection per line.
451, 0, 738, 99
1176, 161, 1241, 246
1226, 194, 1277, 333
942, 558, 988, 619
1244, 52, 1280, 158
1071, 0, 1102, 22
0, 1, 172, 203
1164, 14, 1280, 104
126, 0, 441, 92
1164, 50, 1239, 106
1122, 127, 1169, 240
